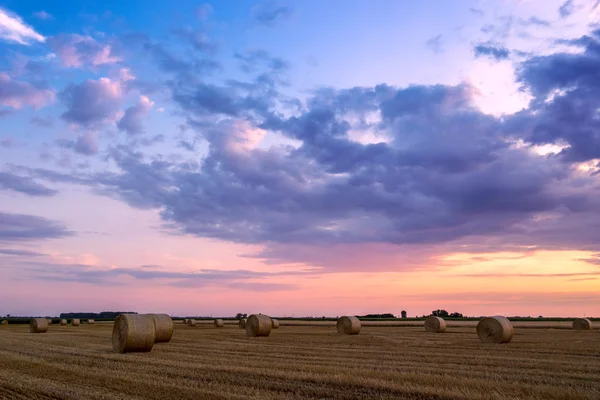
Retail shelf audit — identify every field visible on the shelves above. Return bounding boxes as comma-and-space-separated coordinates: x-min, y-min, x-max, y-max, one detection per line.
1, 322, 599, 399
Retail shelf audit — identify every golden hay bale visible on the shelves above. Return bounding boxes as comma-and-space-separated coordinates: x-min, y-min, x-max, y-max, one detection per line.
47, 319, 52, 325
112, 314, 155, 354
572, 318, 592, 330
187, 318, 197, 327
30, 318, 49, 333
246, 314, 272, 337
182, 318, 188, 324
150, 314, 173, 343
71, 319, 80, 326
1, 320, 7, 325
336, 316, 361, 335
477, 316, 514, 343
60, 319, 67, 325
214, 319, 224, 328
424, 316, 447, 333
88, 319, 95, 325
271, 318, 280, 329
239, 319, 247, 329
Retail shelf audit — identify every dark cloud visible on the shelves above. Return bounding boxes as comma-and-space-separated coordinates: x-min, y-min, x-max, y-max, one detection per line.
143, 42, 221, 79
426, 34, 444, 54
234, 50, 289, 73
59, 78, 122, 126
473, 43, 510, 60
558, 0, 574, 18
0, 212, 72, 242
117, 96, 154, 135
512, 30, 600, 161
0, 171, 57, 196
57, 132, 99, 155
0, 248, 46, 256
469, 8, 484, 17
252, 2, 293, 27
519, 16, 551, 27
30, 116, 54, 128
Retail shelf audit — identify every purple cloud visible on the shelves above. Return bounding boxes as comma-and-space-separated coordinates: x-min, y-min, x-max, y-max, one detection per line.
117, 96, 154, 135
0, 73, 54, 109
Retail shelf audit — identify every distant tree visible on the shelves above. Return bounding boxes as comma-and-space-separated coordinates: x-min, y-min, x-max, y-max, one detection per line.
242, 313, 248, 318
431, 309, 449, 317
448, 312, 463, 318
538, 315, 543, 319
235, 313, 244, 319
401, 310, 407, 319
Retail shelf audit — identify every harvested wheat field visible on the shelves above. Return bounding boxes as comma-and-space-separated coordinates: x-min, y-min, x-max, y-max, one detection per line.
0, 323, 599, 400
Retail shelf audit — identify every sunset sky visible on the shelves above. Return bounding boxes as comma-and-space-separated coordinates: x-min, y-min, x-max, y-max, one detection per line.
1, 0, 599, 318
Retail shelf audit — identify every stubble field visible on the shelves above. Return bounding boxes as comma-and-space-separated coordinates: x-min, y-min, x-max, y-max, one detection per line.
0, 322, 599, 400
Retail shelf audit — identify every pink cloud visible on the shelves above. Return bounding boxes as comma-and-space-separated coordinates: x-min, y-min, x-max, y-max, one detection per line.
48, 34, 121, 68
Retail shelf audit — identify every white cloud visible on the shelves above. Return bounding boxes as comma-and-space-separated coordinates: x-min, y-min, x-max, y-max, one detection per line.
0, 7, 45, 44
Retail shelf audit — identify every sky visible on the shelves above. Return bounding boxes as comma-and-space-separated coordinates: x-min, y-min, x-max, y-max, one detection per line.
1, 0, 599, 318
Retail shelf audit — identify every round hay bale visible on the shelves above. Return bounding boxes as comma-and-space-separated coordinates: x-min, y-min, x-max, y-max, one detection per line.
271, 318, 280, 329
424, 316, 446, 333
47, 319, 52, 325
336, 316, 361, 335
60, 319, 67, 325
71, 319, 80, 326
246, 314, 272, 337
150, 314, 173, 343
187, 318, 197, 327
30, 318, 49, 333
1, 320, 7, 325
214, 319, 224, 328
573, 318, 592, 330
182, 318, 188, 324
88, 319, 95, 325
112, 314, 155, 353
477, 316, 514, 344
239, 319, 247, 329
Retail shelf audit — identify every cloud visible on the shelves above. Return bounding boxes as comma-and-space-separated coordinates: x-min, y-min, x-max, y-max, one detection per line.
473, 43, 510, 60
47, 34, 122, 68
143, 42, 222, 79
252, 2, 293, 27
0, 171, 57, 196
195, 4, 214, 21
469, 8, 484, 17
59, 77, 122, 126
57, 132, 99, 155
117, 95, 154, 135
558, 0, 574, 18
0, 212, 72, 242
0, 248, 46, 256
0, 7, 45, 44
513, 29, 600, 161
0, 73, 55, 109
173, 27, 217, 53
21, 261, 307, 289
30, 116, 53, 128
519, 16, 551, 27
33, 11, 53, 21
426, 34, 444, 54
